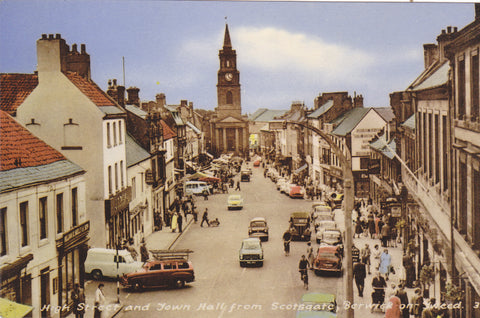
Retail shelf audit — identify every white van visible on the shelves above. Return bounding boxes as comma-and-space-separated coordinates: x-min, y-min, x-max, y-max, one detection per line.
84, 248, 144, 280
184, 181, 211, 196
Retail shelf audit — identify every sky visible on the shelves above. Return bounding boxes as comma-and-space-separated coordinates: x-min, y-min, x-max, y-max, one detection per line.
0, 1, 475, 114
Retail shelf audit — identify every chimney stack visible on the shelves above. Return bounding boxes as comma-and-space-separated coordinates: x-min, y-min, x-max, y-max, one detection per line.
476, 3, 480, 20
156, 93, 166, 107
127, 87, 140, 106
36, 33, 69, 80
66, 41, 90, 79
423, 43, 438, 69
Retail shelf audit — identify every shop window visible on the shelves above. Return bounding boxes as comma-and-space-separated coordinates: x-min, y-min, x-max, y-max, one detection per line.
120, 161, 124, 189
39, 197, 48, 240
20, 201, 28, 247
0, 207, 6, 255
21, 274, 32, 306
115, 163, 118, 191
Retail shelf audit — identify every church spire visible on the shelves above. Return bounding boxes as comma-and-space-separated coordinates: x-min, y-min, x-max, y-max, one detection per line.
223, 23, 232, 49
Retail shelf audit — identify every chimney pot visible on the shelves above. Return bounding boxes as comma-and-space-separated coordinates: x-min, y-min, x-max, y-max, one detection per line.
442, 29, 446, 34
42, 34, 47, 39
49, 34, 54, 39
113, 79, 117, 86
447, 26, 452, 33
55, 34, 61, 39
72, 44, 78, 53
81, 44, 86, 54
454, 27, 458, 32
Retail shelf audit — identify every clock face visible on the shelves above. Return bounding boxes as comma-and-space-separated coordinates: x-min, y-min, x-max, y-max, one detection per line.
225, 73, 233, 81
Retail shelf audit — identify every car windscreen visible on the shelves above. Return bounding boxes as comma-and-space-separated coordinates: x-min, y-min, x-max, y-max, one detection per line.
294, 218, 308, 224
242, 241, 260, 249
229, 196, 241, 200
315, 207, 331, 213
318, 252, 338, 259
250, 221, 266, 227
324, 233, 340, 240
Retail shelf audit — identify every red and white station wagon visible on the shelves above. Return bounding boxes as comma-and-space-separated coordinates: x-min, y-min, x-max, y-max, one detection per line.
120, 250, 195, 291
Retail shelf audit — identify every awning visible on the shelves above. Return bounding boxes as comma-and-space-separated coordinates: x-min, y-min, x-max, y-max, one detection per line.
0, 298, 33, 318
294, 164, 308, 174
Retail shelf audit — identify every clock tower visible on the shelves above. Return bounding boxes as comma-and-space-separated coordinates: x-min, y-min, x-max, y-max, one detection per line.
216, 23, 241, 118
211, 23, 249, 158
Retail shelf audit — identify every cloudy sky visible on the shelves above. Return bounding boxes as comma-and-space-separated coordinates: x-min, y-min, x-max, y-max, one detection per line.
0, 1, 474, 114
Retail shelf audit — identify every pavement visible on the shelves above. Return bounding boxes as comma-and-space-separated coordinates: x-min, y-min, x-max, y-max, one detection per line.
67, 213, 195, 318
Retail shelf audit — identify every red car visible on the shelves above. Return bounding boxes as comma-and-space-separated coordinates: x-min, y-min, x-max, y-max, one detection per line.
289, 185, 304, 198
120, 259, 194, 291
253, 160, 261, 167
313, 245, 343, 276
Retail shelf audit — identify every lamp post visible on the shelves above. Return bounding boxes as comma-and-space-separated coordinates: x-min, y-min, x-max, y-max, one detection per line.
284, 121, 354, 318
115, 237, 120, 304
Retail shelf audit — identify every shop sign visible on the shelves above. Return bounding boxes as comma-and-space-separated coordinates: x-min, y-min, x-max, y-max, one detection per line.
368, 158, 381, 174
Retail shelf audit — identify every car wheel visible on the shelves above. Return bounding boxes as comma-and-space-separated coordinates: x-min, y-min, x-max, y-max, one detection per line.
316, 239, 320, 244
91, 270, 103, 280
240, 262, 245, 267
174, 279, 185, 289
133, 281, 143, 292
258, 261, 263, 267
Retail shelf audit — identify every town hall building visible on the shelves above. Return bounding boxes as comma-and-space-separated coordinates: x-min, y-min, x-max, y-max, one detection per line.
210, 24, 249, 157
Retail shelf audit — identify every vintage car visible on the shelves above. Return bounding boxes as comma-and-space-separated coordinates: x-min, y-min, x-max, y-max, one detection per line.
295, 293, 338, 317
120, 258, 195, 290
315, 220, 337, 243
313, 245, 343, 275
319, 229, 343, 246
328, 193, 344, 209
289, 185, 305, 198
227, 194, 244, 210
240, 170, 251, 182
239, 238, 264, 267
288, 212, 312, 241
312, 205, 334, 218
276, 178, 287, 191
248, 217, 269, 241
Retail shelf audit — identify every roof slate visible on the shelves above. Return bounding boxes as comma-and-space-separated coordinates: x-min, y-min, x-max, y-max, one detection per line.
374, 107, 395, 122
254, 109, 288, 122
126, 133, 150, 167
330, 108, 370, 136
307, 100, 334, 119
0, 73, 38, 115
161, 120, 177, 140
126, 105, 147, 119
401, 113, 416, 130
1, 110, 66, 171
64, 72, 117, 107
410, 61, 449, 91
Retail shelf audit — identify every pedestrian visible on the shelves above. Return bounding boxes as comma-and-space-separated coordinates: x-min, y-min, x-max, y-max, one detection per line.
171, 211, 178, 232
381, 223, 390, 247
298, 255, 309, 289
379, 249, 392, 280
385, 296, 402, 318
71, 283, 85, 318
192, 206, 198, 223
94, 283, 105, 318
235, 180, 241, 191
283, 230, 292, 256
403, 252, 416, 288
354, 219, 364, 238
372, 244, 381, 270
177, 212, 183, 233
360, 243, 372, 274
411, 288, 425, 318
353, 261, 366, 297
386, 282, 397, 300
368, 212, 376, 238
395, 284, 410, 318
201, 208, 210, 227
306, 242, 314, 269
202, 188, 209, 200
371, 271, 387, 308
140, 239, 149, 263
126, 239, 138, 261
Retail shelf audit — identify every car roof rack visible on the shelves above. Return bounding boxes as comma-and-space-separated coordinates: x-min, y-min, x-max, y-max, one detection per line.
149, 249, 194, 261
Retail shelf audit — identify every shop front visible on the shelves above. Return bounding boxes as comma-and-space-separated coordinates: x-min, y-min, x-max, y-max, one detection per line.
0, 253, 33, 307
56, 221, 90, 317
105, 187, 132, 248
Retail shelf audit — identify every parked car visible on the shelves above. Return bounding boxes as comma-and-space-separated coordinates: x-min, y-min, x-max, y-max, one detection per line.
281, 182, 294, 194
312, 205, 334, 221
227, 194, 244, 210
184, 181, 211, 196
313, 245, 343, 276
289, 185, 305, 198
120, 258, 195, 290
240, 170, 250, 182
315, 220, 337, 243
295, 292, 338, 317
276, 178, 286, 190
239, 238, 264, 267
319, 229, 343, 246
84, 248, 143, 280
288, 212, 312, 241
248, 217, 269, 241
328, 193, 344, 209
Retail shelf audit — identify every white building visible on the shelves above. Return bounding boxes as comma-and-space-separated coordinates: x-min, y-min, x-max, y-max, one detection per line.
0, 110, 87, 318
11, 34, 130, 248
